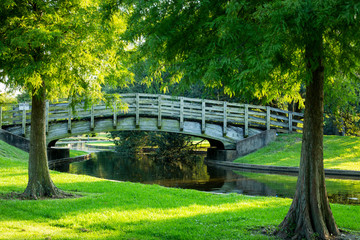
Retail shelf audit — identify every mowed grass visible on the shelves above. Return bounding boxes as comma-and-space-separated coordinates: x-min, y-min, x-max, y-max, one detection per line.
234, 134, 360, 171
0, 140, 359, 239
69, 150, 90, 158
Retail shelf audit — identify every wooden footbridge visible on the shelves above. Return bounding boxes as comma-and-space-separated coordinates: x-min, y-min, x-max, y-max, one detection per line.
0, 93, 303, 150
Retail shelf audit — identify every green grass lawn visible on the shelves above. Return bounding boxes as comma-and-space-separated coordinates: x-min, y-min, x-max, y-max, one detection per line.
85, 141, 116, 147
0, 140, 359, 239
69, 150, 90, 158
234, 134, 360, 171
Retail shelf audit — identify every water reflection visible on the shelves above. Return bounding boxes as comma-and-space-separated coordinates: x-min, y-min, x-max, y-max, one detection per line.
60, 151, 360, 205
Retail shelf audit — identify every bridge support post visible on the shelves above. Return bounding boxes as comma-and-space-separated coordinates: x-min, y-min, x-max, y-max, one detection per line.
288, 112, 293, 133
67, 103, 72, 133
180, 97, 184, 131
90, 105, 95, 130
21, 106, 26, 137
266, 106, 271, 130
113, 104, 117, 129
0, 106, 2, 129
201, 100, 206, 133
158, 95, 162, 129
135, 93, 140, 128
244, 104, 249, 137
223, 102, 227, 136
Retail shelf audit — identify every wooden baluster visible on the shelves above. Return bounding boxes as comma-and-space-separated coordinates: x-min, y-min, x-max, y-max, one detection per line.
158, 95, 162, 129
90, 105, 95, 131
223, 101, 227, 136
68, 102, 72, 133
113, 103, 117, 129
180, 97, 184, 131
0, 106, 2, 129
288, 112, 293, 133
266, 106, 271, 130
21, 103, 26, 136
201, 100, 206, 133
135, 93, 139, 127
244, 104, 249, 137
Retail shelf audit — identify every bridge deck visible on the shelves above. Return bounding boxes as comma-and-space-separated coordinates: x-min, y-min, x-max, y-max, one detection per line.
0, 93, 303, 139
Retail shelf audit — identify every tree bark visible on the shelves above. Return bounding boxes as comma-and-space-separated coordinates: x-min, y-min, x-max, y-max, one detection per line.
23, 81, 62, 199
275, 39, 340, 239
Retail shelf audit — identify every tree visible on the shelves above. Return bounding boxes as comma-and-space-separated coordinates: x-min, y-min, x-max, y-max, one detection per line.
121, 0, 360, 239
0, 0, 131, 198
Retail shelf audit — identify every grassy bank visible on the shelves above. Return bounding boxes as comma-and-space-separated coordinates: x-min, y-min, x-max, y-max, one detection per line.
0, 140, 359, 239
69, 150, 90, 158
234, 134, 360, 171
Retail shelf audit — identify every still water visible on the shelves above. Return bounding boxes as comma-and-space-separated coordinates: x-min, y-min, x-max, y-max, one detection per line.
57, 149, 360, 205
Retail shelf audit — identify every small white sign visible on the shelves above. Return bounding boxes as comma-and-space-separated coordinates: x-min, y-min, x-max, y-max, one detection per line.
19, 103, 30, 111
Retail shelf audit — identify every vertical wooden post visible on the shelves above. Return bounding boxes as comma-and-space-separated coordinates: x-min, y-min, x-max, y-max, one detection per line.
157, 95, 162, 129
180, 97, 184, 131
288, 112, 293, 133
68, 102, 72, 133
135, 93, 140, 127
244, 104, 249, 137
113, 103, 117, 129
22, 104, 26, 136
223, 102, 227, 136
201, 100, 206, 133
0, 106, 2, 129
45, 101, 49, 134
266, 106, 271, 130
90, 105, 95, 130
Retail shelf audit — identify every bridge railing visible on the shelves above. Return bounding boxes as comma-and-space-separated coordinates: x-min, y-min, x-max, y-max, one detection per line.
0, 93, 304, 136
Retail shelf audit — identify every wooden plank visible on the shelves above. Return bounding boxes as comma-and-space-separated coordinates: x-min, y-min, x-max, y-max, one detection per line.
136, 93, 139, 127
158, 95, 162, 129
244, 104, 249, 137
269, 107, 289, 114
201, 100, 206, 133
292, 112, 304, 117
266, 106, 271, 130
248, 104, 267, 110
223, 102, 227, 136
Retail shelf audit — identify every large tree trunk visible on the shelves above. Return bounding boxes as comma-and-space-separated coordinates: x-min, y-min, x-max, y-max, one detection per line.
275, 40, 340, 239
23, 82, 62, 199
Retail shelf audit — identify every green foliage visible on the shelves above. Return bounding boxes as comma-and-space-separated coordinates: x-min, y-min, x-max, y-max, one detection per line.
121, 0, 360, 109
324, 76, 360, 136
0, 0, 132, 103
0, 92, 16, 105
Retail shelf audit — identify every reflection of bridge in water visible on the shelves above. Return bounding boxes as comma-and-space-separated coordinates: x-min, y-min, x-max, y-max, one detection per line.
0, 93, 303, 159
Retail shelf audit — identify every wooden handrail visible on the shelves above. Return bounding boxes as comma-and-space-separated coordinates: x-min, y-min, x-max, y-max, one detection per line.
0, 93, 304, 136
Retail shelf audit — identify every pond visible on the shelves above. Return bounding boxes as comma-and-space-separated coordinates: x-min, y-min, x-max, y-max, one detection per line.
54, 147, 360, 205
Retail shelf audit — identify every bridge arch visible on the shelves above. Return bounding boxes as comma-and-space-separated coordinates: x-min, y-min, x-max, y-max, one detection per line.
43, 116, 244, 149
0, 93, 303, 154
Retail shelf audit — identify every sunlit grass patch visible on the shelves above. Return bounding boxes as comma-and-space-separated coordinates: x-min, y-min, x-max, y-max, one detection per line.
235, 134, 360, 171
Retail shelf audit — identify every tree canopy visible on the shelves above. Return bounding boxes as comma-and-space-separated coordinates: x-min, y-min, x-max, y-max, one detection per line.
121, 0, 360, 239
0, 0, 132, 103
